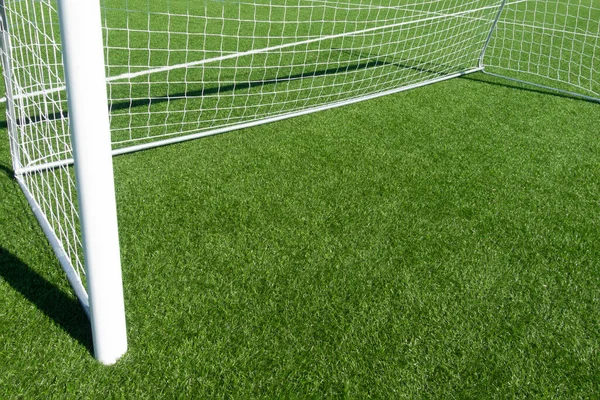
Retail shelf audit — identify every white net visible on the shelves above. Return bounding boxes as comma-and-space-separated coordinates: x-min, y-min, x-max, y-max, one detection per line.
484, 0, 600, 100
0, 0, 87, 305
1, 0, 597, 307
103, 0, 502, 148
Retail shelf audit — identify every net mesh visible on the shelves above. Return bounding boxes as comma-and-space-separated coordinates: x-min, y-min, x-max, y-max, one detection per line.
102, 0, 501, 147
484, 0, 600, 99
0, 0, 86, 299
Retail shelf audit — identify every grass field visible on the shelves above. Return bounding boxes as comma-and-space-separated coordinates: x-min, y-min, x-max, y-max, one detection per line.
2, 71, 600, 397
2, 0, 600, 397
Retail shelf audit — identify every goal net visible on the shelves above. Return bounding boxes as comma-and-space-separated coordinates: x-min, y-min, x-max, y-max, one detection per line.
1, 0, 598, 363
484, 0, 599, 101
104, 0, 501, 149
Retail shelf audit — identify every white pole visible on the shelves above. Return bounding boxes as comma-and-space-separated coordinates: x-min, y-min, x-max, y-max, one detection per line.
56, 0, 127, 365
0, 0, 22, 171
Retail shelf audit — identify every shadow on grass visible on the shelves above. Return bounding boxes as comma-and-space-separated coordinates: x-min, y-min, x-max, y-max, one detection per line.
1, 57, 596, 129
0, 162, 14, 179
460, 73, 598, 105
0, 55, 451, 129
0, 246, 93, 354
117, 56, 453, 112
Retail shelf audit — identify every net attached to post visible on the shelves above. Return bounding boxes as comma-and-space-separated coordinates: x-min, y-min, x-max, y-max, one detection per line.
483, 0, 600, 102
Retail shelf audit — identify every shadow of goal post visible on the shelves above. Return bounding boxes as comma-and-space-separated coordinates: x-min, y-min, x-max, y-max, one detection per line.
56, 0, 126, 365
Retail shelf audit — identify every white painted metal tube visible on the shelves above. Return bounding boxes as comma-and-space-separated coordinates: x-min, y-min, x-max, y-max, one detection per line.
57, 0, 127, 365
110, 68, 484, 155
17, 66, 484, 175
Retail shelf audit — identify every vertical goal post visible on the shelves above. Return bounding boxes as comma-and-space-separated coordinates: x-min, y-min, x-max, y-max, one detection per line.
56, 0, 127, 365
0, 0, 597, 364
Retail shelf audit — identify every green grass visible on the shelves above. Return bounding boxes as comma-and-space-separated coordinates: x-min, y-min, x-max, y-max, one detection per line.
1, 72, 600, 397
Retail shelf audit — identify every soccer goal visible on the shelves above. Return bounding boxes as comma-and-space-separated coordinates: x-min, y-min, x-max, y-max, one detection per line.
0, 0, 598, 364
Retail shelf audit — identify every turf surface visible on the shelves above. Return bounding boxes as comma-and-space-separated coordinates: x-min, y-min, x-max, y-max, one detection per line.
1, 72, 600, 397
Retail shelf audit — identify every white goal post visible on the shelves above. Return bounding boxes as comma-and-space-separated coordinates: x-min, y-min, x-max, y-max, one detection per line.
0, 0, 598, 364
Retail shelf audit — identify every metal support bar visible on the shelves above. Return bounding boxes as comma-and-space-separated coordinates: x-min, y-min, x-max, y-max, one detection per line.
16, 66, 485, 175
57, 0, 127, 365
15, 173, 90, 316
482, 71, 600, 104
478, 0, 507, 69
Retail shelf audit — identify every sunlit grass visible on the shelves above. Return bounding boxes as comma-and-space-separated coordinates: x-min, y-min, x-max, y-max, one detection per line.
1, 73, 600, 397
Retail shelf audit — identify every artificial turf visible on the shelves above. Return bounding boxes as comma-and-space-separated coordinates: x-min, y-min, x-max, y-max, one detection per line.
1, 71, 599, 397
